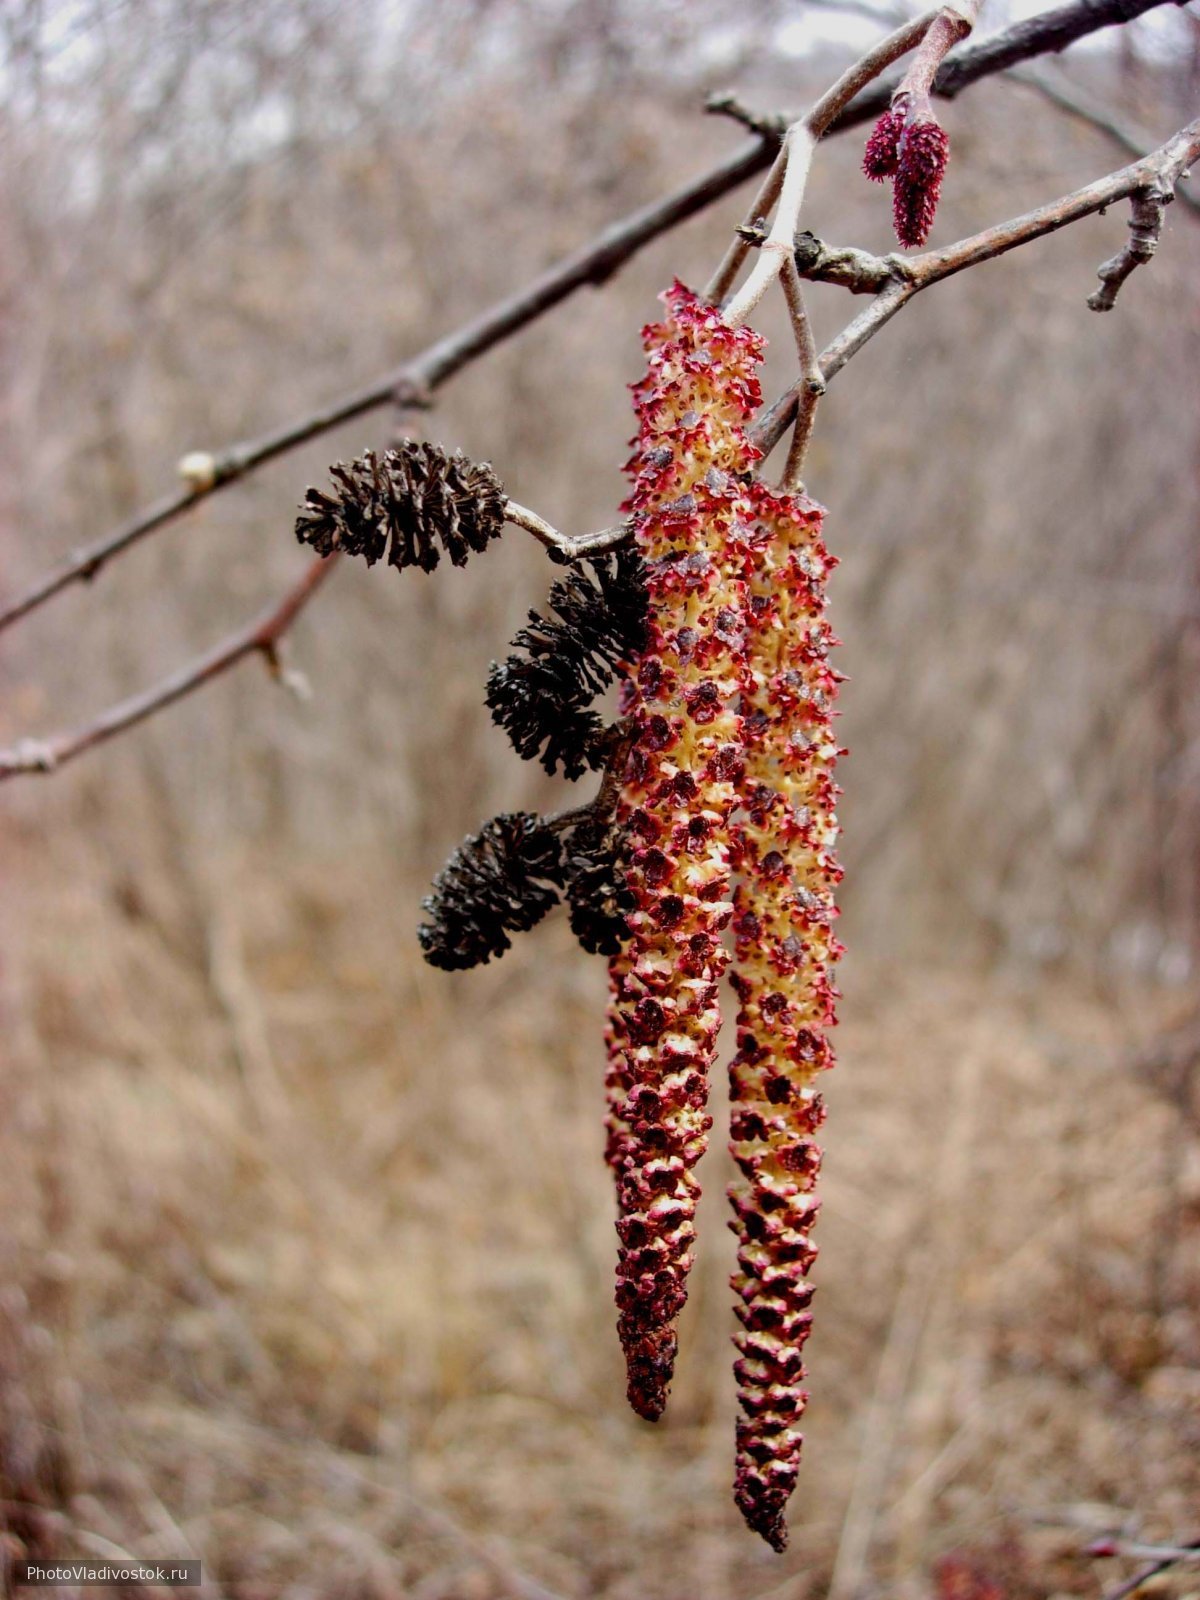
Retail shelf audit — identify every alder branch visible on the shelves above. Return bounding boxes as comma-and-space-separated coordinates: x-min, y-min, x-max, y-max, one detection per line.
893, 2, 979, 103
1089, 1538, 1200, 1600
1087, 181, 1173, 310
1008, 64, 1200, 218
502, 501, 630, 562
715, 6, 943, 318
0, 556, 337, 781
752, 116, 1200, 454
0, 0, 1178, 637
778, 257, 826, 492
0, 141, 769, 635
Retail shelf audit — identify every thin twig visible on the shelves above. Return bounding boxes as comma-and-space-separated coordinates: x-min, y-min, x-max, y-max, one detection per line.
705, 92, 788, 143
723, 121, 818, 324
1099, 1557, 1186, 1600
0, 556, 337, 780
545, 719, 636, 835
1087, 181, 1173, 310
753, 116, 1200, 455
503, 500, 630, 561
0, 0, 1177, 636
1089, 1539, 1200, 1564
893, 3, 980, 106
778, 256, 825, 491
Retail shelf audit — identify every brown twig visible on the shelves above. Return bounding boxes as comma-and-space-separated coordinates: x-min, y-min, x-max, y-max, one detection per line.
502, 501, 630, 562
1100, 1561, 1174, 1600
545, 719, 636, 835
705, 92, 788, 143
753, 116, 1200, 455
1087, 181, 1173, 310
778, 256, 826, 491
0, 556, 338, 781
0, 0, 1178, 637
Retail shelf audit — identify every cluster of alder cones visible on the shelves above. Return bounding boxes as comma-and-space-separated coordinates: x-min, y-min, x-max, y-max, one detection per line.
294, 105, 951, 1549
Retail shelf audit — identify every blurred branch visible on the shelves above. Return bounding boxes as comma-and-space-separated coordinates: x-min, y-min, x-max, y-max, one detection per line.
0, 556, 337, 781
1088, 1537, 1200, 1564
753, 116, 1200, 454
0, 0, 1181, 637
0, 141, 769, 635
1093, 1543, 1200, 1600
1008, 64, 1200, 218
805, 0, 912, 23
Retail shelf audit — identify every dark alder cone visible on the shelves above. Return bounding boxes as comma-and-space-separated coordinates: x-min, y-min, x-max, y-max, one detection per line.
296, 440, 506, 573
561, 811, 633, 957
418, 812, 566, 970
893, 117, 950, 248
862, 108, 904, 180
486, 549, 648, 779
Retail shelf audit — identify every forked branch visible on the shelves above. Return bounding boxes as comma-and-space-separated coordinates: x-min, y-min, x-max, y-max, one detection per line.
0, 556, 337, 780
0, 0, 1176, 637
0, 1, 1192, 785
753, 116, 1200, 455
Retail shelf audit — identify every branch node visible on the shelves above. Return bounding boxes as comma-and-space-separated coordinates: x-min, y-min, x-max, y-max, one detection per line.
706, 92, 788, 143
793, 231, 896, 293
2, 739, 58, 776
393, 376, 434, 411
1087, 181, 1170, 311
178, 451, 219, 494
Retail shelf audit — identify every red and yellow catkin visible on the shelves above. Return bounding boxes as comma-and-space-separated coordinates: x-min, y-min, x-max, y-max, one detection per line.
609, 283, 762, 1421
609, 283, 844, 1548
727, 481, 844, 1550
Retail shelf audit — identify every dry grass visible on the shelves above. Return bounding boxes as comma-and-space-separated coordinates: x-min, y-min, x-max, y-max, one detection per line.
3, 834, 1197, 1599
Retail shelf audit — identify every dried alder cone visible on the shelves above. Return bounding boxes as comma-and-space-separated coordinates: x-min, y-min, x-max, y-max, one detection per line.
296, 440, 506, 571
487, 550, 647, 780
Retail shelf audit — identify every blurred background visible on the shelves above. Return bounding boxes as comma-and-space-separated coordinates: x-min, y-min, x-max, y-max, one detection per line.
2, 2, 1199, 1596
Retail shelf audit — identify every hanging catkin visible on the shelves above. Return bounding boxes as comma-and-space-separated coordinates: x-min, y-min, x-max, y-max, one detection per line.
609, 283, 762, 1421
726, 481, 844, 1550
